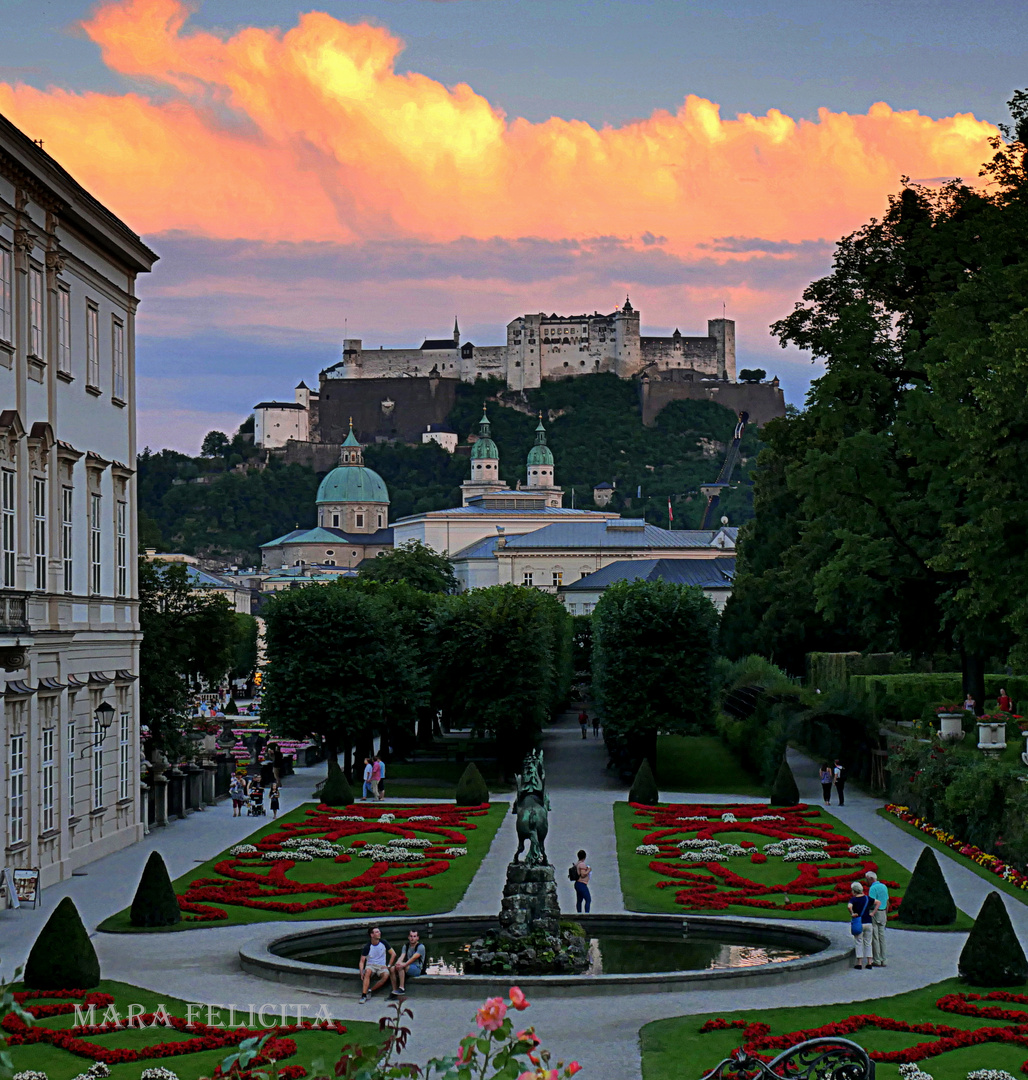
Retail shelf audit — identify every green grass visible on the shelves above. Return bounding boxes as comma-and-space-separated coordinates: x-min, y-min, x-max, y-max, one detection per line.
100, 801, 507, 932
614, 802, 972, 928
655, 735, 765, 796
380, 761, 513, 797
641, 977, 1028, 1080
8, 979, 378, 1080
878, 807, 1028, 913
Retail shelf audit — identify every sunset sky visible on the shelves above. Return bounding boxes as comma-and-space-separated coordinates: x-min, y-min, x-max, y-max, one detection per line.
3, 0, 1025, 452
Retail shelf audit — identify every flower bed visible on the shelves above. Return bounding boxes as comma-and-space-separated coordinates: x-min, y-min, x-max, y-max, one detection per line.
886, 804, 1028, 894
617, 802, 908, 919
172, 802, 495, 923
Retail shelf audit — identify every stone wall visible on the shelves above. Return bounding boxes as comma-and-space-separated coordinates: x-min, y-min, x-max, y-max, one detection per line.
639, 376, 786, 428
318, 375, 460, 444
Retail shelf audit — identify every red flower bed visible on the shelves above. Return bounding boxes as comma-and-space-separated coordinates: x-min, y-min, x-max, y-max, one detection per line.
1, 990, 346, 1075
178, 802, 490, 921
628, 802, 901, 915
700, 991, 1028, 1073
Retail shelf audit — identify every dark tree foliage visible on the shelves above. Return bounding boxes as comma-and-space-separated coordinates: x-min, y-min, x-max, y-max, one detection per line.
455, 762, 490, 806
768, 758, 800, 807
24, 898, 100, 989
139, 558, 239, 755
358, 539, 457, 593
320, 758, 354, 806
897, 847, 956, 926
231, 612, 259, 680
628, 759, 659, 805
959, 890, 1028, 986
738, 368, 767, 382
130, 851, 182, 927
728, 91, 1028, 700
593, 579, 719, 769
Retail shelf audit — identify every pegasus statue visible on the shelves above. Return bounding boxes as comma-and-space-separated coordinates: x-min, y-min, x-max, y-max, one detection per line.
512, 749, 550, 866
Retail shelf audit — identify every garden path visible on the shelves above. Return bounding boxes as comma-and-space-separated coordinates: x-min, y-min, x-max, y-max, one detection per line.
3, 726, 1022, 1080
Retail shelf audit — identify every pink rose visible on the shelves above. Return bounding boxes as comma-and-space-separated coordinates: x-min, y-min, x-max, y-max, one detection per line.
510, 986, 531, 1011
476, 997, 507, 1031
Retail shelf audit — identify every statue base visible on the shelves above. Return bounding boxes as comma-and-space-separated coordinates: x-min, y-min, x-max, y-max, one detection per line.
464, 862, 590, 975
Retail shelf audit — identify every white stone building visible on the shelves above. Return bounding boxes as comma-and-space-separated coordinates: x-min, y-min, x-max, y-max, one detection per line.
1, 112, 157, 889
253, 382, 314, 449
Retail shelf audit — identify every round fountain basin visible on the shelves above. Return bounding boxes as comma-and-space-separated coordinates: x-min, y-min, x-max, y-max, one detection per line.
240, 914, 850, 997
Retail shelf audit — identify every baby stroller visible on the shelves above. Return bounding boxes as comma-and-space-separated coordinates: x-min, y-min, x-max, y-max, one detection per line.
248, 785, 266, 817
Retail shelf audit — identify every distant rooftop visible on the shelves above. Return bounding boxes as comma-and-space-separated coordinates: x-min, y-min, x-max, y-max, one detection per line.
562, 556, 736, 591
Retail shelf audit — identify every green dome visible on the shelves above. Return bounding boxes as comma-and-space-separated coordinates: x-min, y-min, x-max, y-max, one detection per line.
527, 443, 553, 466
316, 465, 390, 505
471, 437, 499, 460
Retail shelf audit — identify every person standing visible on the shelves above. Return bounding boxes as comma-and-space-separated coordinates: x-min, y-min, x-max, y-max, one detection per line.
847, 881, 873, 970
592, 714, 600, 738
833, 759, 846, 806
963, 693, 977, 715
819, 763, 833, 806
573, 849, 592, 913
378, 756, 387, 800
371, 755, 383, 802
362, 757, 373, 801
229, 773, 245, 817
999, 688, 1013, 713
269, 782, 281, 819
865, 870, 889, 968
578, 709, 588, 740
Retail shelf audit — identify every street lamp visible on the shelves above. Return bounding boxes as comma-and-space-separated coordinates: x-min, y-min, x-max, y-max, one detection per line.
80, 700, 117, 756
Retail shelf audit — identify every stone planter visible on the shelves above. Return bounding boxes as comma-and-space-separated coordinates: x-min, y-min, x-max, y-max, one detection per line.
1021, 733, 1028, 768
977, 720, 1007, 756
938, 713, 965, 742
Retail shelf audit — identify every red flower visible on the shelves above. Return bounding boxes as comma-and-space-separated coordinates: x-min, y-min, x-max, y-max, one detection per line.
510, 987, 530, 1011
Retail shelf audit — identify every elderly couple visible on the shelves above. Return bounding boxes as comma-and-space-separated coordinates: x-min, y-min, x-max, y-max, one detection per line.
847, 871, 889, 970
358, 926, 425, 1003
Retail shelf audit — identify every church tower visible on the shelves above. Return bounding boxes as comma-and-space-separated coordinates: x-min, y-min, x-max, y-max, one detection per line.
461, 405, 511, 505
525, 414, 564, 508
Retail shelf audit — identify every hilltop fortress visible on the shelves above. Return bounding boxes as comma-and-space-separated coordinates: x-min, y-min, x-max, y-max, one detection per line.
255, 300, 784, 460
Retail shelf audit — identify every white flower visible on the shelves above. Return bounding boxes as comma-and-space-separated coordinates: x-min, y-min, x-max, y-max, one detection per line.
379, 813, 396, 823
721, 813, 737, 823
848, 845, 872, 856
262, 850, 313, 861
752, 814, 785, 822
408, 815, 439, 822
228, 844, 257, 855
782, 837, 828, 848
388, 837, 432, 847
14, 1071, 49, 1080
330, 815, 365, 821
635, 844, 660, 855
899, 1065, 934, 1080
683, 850, 724, 861
443, 847, 468, 856
355, 844, 424, 862
141, 1069, 181, 1080
967, 1072, 1017, 1080
678, 838, 720, 850
762, 843, 787, 856
783, 850, 831, 861
675, 816, 711, 822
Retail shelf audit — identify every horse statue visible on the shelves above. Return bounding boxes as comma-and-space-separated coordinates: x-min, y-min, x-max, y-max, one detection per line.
512, 749, 550, 866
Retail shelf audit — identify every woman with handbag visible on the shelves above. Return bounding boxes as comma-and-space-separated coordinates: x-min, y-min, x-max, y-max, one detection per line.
848, 881, 874, 969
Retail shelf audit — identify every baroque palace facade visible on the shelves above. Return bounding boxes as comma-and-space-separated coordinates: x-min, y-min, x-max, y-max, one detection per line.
1, 112, 157, 888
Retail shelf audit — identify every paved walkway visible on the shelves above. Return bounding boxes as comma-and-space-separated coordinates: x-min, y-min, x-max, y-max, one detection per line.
1, 727, 1018, 1080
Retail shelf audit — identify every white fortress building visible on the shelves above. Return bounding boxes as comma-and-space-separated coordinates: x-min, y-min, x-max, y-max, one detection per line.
320, 301, 735, 390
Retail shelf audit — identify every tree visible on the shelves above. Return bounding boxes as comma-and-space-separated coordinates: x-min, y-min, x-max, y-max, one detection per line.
592, 579, 719, 769
24, 898, 100, 989
769, 757, 800, 806
456, 762, 490, 806
896, 847, 956, 926
738, 368, 767, 382
958, 890, 1027, 986
628, 759, 659, 805
231, 612, 259, 681
200, 430, 230, 458
359, 539, 457, 593
139, 558, 239, 755
130, 852, 182, 927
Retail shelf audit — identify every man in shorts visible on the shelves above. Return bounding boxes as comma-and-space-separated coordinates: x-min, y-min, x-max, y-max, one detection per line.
390, 928, 427, 997
358, 926, 395, 1003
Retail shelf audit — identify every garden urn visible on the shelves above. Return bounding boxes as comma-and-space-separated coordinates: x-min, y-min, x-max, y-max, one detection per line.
938, 713, 965, 742
977, 720, 1007, 755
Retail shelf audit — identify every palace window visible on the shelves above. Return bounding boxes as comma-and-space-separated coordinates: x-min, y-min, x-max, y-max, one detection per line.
57, 285, 71, 375
8, 730, 25, 845
33, 477, 46, 590
41, 724, 55, 832
552, 571, 563, 588
377, 514, 383, 528
522, 571, 533, 587
332, 514, 339, 527
2, 468, 15, 587
0, 243, 11, 342
29, 266, 44, 357
62, 486, 73, 591
116, 501, 127, 597
118, 688, 130, 801
90, 493, 101, 593
112, 317, 125, 401
86, 303, 100, 389
67, 720, 76, 816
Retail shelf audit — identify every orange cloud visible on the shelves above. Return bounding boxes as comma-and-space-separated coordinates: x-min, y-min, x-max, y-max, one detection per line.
0, 0, 998, 253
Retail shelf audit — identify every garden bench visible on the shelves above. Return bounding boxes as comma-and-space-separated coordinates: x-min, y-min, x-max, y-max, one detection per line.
701, 1038, 874, 1080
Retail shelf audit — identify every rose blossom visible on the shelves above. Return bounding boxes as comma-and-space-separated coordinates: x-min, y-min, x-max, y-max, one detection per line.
476, 997, 507, 1031
515, 1029, 539, 1047
568, 1065, 582, 1076
510, 986, 531, 1011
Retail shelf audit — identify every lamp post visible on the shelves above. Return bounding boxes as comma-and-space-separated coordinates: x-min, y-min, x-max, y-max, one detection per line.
82, 700, 116, 756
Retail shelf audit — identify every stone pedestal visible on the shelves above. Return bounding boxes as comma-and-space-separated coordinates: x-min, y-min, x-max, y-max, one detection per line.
202, 764, 217, 806
498, 862, 561, 938
154, 776, 169, 827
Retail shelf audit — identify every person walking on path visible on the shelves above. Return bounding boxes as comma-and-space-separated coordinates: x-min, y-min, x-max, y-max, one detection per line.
848, 881, 874, 970
362, 757, 373, 800
573, 849, 592, 913
592, 714, 600, 738
578, 709, 589, 740
819, 763, 833, 806
229, 773, 245, 817
378, 756, 387, 800
371, 754, 384, 801
865, 870, 889, 968
833, 759, 846, 806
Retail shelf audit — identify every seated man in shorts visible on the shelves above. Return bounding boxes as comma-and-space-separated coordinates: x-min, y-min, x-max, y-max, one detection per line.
390, 928, 426, 997
358, 926, 395, 1003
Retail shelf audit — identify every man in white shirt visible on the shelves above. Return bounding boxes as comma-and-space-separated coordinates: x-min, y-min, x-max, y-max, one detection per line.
359, 926, 396, 1003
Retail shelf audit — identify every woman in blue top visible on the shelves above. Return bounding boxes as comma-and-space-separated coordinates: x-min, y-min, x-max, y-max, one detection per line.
848, 881, 874, 970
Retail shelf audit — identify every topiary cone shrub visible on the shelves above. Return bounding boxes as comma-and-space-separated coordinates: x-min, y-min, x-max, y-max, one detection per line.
456, 762, 490, 806
130, 851, 182, 927
629, 759, 659, 805
225, 698, 238, 715
896, 847, 956, 926
24, 897, 101, 989
319, 757, 353, 806
769, 757, 800, 806
959, 890, 1028, 986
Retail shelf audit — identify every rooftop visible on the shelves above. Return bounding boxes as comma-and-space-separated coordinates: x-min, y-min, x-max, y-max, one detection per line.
501, 521, 737, 551
421, 339, 458, 350
562, 556, 736, 592
260, 526, 395, 549
253, 401, 305, 410
394, 506, 614, 522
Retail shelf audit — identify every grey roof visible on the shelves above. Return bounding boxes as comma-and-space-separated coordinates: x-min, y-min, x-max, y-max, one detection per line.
593, 482, 613, 490
261, 526, 394, 549
425, 424, 457, 434
185, 566, 237, 589
253, 401, 305, 410
452, 536, 501, 560
502, 521, 731, 551
563, 557, 736, 592
421, 339, 458, 350
394, 507, 613, 522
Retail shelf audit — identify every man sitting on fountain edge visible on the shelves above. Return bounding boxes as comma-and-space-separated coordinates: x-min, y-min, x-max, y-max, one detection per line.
391, 928, 427, 996
359, 926, 396, 1003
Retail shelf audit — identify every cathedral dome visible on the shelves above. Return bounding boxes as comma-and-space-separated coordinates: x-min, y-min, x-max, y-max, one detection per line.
527, 442, 553, 466
471, 436, 499, 460
316, 465, 390, 505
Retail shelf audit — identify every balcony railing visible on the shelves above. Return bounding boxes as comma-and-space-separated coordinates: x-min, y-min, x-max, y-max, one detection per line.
0, 591, 30, 634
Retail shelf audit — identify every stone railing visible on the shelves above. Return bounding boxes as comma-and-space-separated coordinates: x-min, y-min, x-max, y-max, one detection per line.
0, 591, 29, 633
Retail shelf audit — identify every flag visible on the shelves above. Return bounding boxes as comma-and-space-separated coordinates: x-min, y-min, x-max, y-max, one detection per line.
668, 497, 674, 525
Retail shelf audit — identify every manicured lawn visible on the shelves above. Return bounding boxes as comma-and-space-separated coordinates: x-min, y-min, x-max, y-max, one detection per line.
641, 977, 1028, 1080
614, 801, 972, 928
879, 807, 1028, 912
655, 736, 765, 796
6, 980, 378, 1080
100, 801, 506, 932
373, 760, 513, 797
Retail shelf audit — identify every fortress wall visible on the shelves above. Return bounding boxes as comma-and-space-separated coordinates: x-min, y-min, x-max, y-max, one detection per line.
639, 378, 786, 428
640, 336, 719, 372
318, 374, 460, 444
